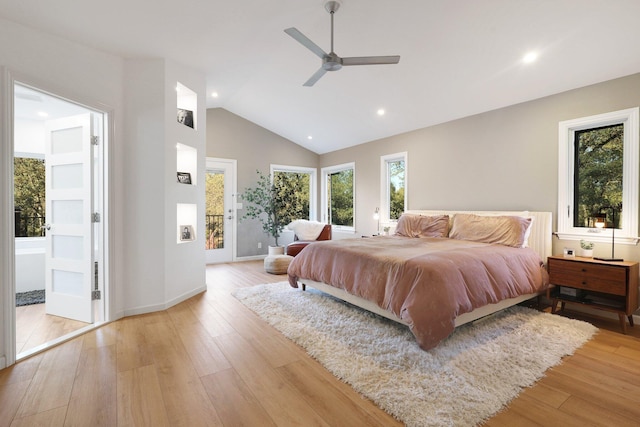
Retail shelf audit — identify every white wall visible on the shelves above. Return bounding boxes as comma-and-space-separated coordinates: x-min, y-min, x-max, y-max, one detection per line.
0, 18, 207, 368
0, 17, 125, 368
122, 58, 206, 316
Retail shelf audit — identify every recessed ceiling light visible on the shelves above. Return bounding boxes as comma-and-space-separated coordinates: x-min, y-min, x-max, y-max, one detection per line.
37, 111, 48, 117
522, 51, 538, 64
377, 109, 385, 116
211, 91, 219, 98
307, 135, 313, 140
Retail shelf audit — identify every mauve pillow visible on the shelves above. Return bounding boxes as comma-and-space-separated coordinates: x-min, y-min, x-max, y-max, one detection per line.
394, 214, 450, 238
449, 213, 532, 248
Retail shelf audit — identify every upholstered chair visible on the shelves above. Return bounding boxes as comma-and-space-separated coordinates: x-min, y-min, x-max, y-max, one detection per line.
286, 224, 332, 257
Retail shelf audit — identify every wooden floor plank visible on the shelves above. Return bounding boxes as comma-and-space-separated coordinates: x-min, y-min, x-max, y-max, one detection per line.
0, 379, 31, 426
542, 370, 640, 420
144, 322, 223, 427
14, 338, 82, 418
507, 393, 595, 427
115, 316, 155, 373
559, 395, 639, 427
0, 354, 42, 386
561, 352, 640, 398
213, 332, 331, 426
65, 345, 117, 427
10, 406, 67, 427
201, 368, 277, 427
177, 325, 232, 377
277, 359, 402, 427
117, 365, 171, 427
516, 381, 570, 409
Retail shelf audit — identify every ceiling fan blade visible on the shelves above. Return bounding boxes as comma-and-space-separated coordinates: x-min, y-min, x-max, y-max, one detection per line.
303, 67, 328, 87
284, 27, 327, 60
342, 55, 401, 66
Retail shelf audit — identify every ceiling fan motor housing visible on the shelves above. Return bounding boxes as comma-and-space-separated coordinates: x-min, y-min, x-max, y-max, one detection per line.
323, 53, 343, 71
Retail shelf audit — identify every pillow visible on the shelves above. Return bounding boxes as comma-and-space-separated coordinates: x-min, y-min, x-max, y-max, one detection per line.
449, 213, 532, 248
394, 214, 450, 238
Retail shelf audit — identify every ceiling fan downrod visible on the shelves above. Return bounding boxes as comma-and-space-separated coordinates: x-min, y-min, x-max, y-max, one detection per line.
325, 0, 341, 54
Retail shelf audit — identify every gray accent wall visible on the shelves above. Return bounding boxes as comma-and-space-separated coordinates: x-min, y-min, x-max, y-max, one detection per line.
208, 72, 640, 262
206, 108, 319, 257
321, 72, 640, 261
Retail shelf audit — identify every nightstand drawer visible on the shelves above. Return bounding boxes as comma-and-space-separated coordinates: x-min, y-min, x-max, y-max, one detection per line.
548, 258, 627, 296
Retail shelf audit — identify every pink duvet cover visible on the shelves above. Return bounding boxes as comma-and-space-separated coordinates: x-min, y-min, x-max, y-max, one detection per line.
287, 235, 549, 350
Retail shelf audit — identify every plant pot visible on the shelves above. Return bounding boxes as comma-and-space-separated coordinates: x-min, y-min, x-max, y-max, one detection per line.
268, 246, 285, 256
580, 249, 593, 258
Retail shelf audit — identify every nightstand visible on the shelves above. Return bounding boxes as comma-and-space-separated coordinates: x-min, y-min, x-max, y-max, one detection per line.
547, 256, 639, 333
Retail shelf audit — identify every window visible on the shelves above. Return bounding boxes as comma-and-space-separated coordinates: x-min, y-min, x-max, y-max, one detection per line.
321, 162, 355, 230
14, 156, 45, 237
557, 108, 639, 243
381, 152, 407, 221
271, 164, 316, 222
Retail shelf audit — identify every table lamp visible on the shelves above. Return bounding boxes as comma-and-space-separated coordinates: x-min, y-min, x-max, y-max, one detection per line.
594, 206, 623, 262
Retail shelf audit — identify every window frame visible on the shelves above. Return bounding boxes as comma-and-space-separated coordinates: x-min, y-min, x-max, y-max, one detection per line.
557, 107, 639, 244
380, 152, 407, 222
270, 164, 317, 222
321, 162, 356, 232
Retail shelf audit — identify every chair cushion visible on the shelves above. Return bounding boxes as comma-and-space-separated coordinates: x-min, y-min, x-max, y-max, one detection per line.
286, 241, 311, 257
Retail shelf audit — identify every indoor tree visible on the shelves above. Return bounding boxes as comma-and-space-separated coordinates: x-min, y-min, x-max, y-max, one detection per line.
241, 170, 304, 247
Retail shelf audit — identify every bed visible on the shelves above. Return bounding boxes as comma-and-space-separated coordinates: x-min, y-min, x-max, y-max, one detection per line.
287, 210, 552, 350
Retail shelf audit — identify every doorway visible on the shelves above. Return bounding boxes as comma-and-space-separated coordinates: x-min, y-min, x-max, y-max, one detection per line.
205, 158, 236, 264
13, 83, 107, 357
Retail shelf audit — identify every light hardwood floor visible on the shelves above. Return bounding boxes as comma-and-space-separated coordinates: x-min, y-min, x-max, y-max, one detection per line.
16, 303, 90, 355
1, 260, 640, 426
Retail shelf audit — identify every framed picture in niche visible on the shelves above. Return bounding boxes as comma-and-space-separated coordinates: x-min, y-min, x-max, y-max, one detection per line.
180, 225, 194, 241
177, 172, 192, 184
177, 108, 194, 128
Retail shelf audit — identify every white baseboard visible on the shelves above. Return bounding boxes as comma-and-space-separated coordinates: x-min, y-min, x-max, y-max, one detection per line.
122, 285, 207, 317
234, 255, 266, 262
164, 285, 206, 310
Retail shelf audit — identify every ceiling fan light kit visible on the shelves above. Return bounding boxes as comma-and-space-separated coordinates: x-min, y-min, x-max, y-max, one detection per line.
285, 0, 400, 86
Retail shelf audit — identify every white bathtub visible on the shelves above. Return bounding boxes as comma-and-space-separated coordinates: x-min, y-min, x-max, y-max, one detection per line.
15, 237, 45, 293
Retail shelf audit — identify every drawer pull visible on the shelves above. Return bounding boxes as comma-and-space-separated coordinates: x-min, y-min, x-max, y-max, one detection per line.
581, 268, 587, 272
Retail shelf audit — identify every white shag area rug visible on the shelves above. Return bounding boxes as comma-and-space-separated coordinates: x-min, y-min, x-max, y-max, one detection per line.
233, 282, 598, 427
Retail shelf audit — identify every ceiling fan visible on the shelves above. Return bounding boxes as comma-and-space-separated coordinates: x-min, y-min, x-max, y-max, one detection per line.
284, 0, 400, 87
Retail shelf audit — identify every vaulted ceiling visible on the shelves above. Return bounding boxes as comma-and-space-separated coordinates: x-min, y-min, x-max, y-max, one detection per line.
3, 0, 640, 154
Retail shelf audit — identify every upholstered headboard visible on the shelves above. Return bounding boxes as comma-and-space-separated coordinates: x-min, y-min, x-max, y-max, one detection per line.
402, 210, 553, 263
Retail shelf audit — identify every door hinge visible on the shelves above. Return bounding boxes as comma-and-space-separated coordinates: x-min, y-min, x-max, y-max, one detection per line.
91, 135, 99, 145
93, 261, 100, 300
92, 212, 101, 223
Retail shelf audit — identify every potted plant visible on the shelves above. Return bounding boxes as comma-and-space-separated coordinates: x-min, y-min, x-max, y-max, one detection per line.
382, 226, 391, 236
580, 240, 594, 258
241, 170, 303, 253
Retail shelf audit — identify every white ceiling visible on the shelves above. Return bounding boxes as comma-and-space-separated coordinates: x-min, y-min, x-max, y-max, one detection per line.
3, 0, 640, 154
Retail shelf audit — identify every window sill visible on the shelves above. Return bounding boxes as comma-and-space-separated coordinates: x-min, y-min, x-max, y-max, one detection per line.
554, 232, 640, 245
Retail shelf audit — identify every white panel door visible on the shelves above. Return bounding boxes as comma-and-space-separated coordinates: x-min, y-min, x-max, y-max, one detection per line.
44, 114, 94, 323
205, 159, 236, 264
